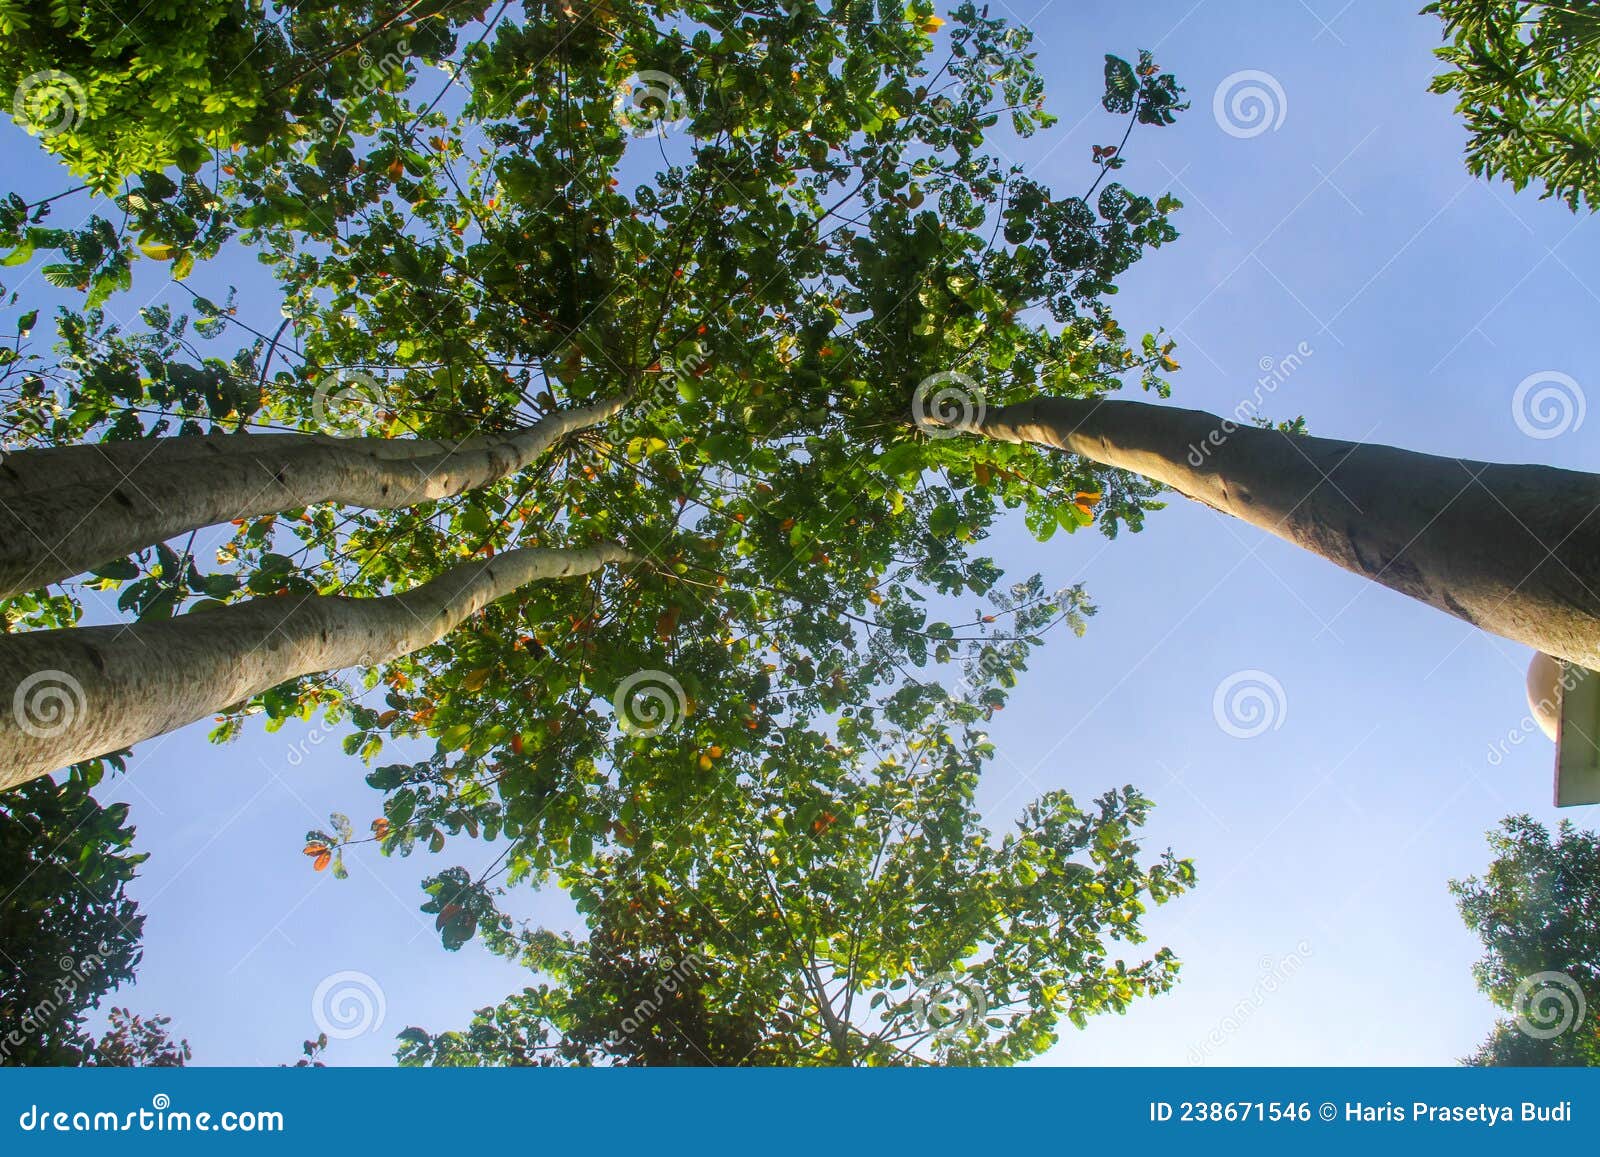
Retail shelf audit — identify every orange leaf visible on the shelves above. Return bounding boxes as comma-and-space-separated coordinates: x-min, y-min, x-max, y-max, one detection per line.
303, 842, 329, 857
655, 606, 681, 641
313, 851, 332, 872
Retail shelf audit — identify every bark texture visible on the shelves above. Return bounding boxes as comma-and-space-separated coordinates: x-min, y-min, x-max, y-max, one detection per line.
0, 395, 626, 598
0, 544, 637, 790
981, 396, 1600, 667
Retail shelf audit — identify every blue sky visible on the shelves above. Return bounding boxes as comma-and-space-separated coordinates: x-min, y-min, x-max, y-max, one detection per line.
6, 0, 1597, 1065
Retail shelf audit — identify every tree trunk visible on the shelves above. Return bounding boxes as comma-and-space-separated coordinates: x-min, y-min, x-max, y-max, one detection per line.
0, 543, 637, 790
978, 396, 1600, 667
0, 395, 626, 598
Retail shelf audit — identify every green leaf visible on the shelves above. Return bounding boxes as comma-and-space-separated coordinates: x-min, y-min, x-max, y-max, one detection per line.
90, 558, 139, 581
387, 789, 417, 827
1102, 55, 1137, 113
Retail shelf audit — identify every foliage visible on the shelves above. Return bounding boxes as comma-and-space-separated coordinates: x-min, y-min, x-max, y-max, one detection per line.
0, 0, 266, 188
1427, 0, 1600, 210
0, 2, 1200, 1063
0, 775, 146, 1065
2, 2, 1190, 904
0, 1, 492, 191
396, 617, 1194, 1065
82, 1008, 191, 1067
1452, 815, 1600, 1065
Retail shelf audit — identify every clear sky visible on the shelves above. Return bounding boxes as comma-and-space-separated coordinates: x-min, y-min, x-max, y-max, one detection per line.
5, 0, 1597, 1066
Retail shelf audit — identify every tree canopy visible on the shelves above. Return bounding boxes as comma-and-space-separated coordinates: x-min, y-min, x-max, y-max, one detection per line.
395, 625, 1193, 1066
0, 774, 147, 1064
0, 0, 1200, 1064
0, 1, 490, 191
1453, 816, 1600, 1066
18, 0, 1600, 1070
1427, 0, 1600, 211
2, 5, 1186, 879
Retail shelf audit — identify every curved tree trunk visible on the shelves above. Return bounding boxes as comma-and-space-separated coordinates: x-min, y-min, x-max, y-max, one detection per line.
0, 543, 637, 790
979, 396, 1600, 667
0, 394, 627, 599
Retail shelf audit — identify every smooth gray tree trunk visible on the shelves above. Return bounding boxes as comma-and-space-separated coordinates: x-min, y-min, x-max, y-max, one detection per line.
0, 395, 626, 598
978, 396, 1600, 667
0, 543, 636, 789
